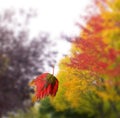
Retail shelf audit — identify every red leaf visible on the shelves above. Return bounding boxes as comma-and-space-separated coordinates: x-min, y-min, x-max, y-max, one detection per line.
29, 73, 59, 102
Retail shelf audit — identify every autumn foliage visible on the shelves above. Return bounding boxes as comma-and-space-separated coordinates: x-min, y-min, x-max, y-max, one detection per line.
69, 16, 120, 77
51, 0, 120, 118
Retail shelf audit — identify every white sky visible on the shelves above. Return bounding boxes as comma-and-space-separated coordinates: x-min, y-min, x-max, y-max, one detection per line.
0, 0, 92, 74
0, 0, 92, 37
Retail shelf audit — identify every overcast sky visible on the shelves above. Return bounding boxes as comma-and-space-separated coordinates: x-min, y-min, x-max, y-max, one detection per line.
0, 0, 93, 37
0, 0, 92, 73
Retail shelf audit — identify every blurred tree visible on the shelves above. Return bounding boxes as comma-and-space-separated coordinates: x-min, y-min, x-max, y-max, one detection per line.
51, 56, 98, 117
0, 9, 57, 117
39, 98, 94, 118
52, 0, 120, 118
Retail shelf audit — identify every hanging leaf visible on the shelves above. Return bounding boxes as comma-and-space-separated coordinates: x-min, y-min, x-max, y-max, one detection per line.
29, 73, 58, 102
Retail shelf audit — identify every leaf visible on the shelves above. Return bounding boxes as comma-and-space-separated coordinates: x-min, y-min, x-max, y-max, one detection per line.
29, 73, 59, 102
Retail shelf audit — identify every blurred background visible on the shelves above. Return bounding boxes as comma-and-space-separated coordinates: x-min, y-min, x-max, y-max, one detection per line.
0, 0, 120, 118
0, 0, 90, 117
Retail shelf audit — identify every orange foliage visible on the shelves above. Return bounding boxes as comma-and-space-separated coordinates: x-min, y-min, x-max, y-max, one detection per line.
68, 15, 120, 78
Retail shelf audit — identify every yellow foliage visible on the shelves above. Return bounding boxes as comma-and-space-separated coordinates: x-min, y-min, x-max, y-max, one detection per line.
51, 0, 120, 116
99, 0, 120, 102
51, 55, 98, 112
99, 0, 120, 49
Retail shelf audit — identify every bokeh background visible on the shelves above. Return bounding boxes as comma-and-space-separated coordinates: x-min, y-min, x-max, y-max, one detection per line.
0, 0, 120, 118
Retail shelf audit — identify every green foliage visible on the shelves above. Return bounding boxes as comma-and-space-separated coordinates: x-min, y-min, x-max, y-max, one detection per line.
38, 98, 95, 118
7, 107, 39, 118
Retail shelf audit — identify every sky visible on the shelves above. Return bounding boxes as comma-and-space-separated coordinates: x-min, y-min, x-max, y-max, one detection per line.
0, 0, 92, 73
0, 0, 92, 37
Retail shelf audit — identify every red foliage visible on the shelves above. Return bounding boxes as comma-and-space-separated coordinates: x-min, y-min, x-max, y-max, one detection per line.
69, 15, 120, 77
29, 73, 58, 101
76, 15, 104, 36
108, 48, 118, 61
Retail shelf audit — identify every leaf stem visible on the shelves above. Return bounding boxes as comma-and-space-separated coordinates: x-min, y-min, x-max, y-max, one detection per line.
52, 65, 54, 75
